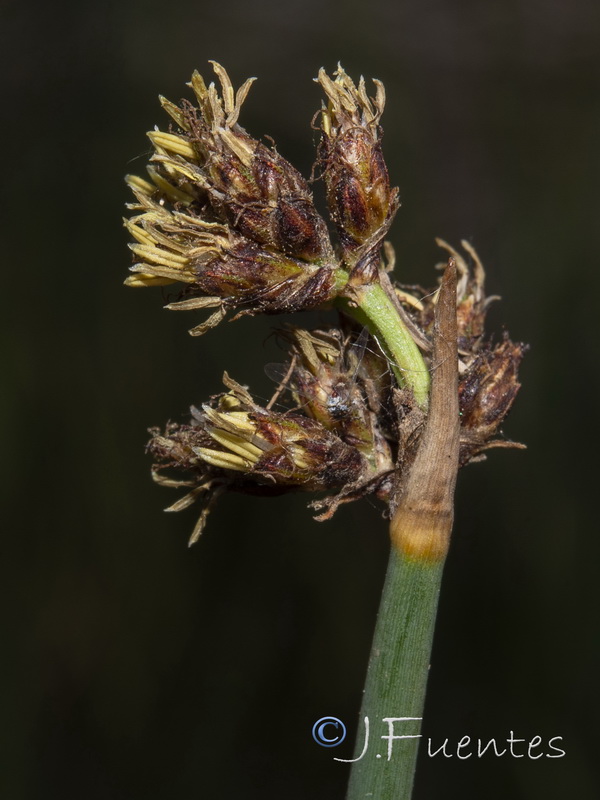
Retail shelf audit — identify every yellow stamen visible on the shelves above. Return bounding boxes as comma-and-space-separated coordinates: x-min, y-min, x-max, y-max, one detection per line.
148, 131, 198, 160
147, 166, 195, 203
125, 174, 155, 195
193, 447, 252, 472
129, 243, 189, 267
189, 70, 209, 111
159, 95, 191, 131
129, 263, 195, 282
220, 129, 254, 166
124, 219, 155, 246
207, 429, 262, 461
210, 60, 235, 116
151, 156, 203, 185
124, 274, 175, 287
202, 406, 257, 435
288, 446, 310, 470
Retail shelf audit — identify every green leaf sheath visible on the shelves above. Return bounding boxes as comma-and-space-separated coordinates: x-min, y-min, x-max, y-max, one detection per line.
346, 551, 445, 800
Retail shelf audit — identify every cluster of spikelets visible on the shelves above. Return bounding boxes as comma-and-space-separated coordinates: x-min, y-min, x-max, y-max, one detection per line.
125, 63, 401, 331
126, 63, 525, 542
148, 330, 398, 543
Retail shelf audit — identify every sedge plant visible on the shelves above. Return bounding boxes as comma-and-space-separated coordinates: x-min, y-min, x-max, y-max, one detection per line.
124, 62, 525, 799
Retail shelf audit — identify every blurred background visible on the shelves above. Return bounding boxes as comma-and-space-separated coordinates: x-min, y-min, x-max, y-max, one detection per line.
3, 0, 600, 797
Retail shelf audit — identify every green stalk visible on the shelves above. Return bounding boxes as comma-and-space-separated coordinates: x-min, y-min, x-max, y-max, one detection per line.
345, 552, 445, 799
335, 278, 430, 410
345, 262, 459, 800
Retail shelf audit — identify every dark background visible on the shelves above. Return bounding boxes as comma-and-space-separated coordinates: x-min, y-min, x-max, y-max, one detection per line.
3, 0, 600, 798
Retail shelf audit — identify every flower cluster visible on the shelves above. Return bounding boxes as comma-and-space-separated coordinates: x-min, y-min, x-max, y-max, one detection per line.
125, 62, 345, 334
316, 68, 398, 285
126, 63, 525, 541
148, 362, 394, 544
396, 240, 527, 465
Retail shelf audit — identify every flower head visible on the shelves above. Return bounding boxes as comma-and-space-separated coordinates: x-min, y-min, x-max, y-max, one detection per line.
388, 240, 526, 465
458, 337, 527, 465
316, 66, 399, 285
125, 62, 341, 334
270, 326, 394, 473
127, 66, 527, 542
148, 372, 372, 542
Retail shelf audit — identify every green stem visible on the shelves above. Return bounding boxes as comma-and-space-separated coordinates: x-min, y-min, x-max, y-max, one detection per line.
345, 550, 445, 800
335, 279, 430, 410
345, 261, 459, 800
